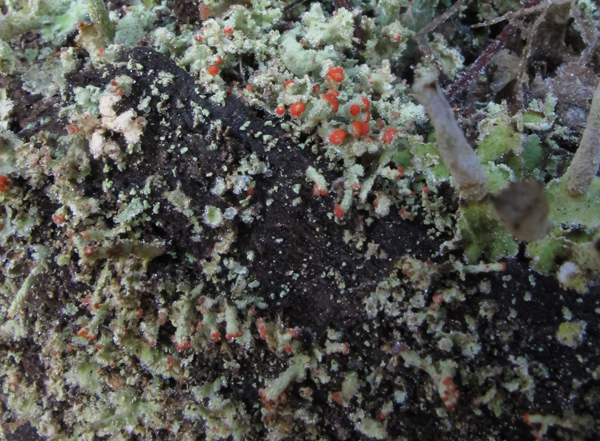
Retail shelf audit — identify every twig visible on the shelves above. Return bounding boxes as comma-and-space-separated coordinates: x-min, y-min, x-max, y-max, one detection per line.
517, 6, 550, 91
238, 56, 245, 83
417, 0, 469, 36
470, 0, 565, 28
446, 21, 520, 101
283, 0, 307, 13
414, 0, 470, 77
570, 0, 600, 65
445, 0, 543, 102
333, 0, 353, 9
415, 35, 445, 74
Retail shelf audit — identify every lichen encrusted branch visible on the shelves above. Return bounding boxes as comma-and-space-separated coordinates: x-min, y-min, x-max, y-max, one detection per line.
565, 80, 600, 195
413, 73, 488, 201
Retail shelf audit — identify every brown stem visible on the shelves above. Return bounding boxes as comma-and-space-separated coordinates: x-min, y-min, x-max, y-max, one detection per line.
417, 0, 469, 36
333, 0, 353, 9
445, 22, 519, 102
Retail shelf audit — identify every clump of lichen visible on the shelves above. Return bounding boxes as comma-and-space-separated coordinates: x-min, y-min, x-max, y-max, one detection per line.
1, 1, 600, 440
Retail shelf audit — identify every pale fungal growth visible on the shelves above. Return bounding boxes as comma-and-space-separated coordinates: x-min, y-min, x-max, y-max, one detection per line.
565, 80, 600, 195
413, 73, 488, 201
85, 0, 115, 41
558, 261, 580, 286
98, 93, 120, 118
88, 94, 146, 158
89, 130, 120, 160
102, 109, 145, 145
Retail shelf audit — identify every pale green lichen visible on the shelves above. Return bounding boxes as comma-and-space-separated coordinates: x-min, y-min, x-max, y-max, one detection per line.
0, 89, 15, 133
279, 27, 337, 78
21, 47, 78, 97
203, 205, 224, 228
557, 320, 587, 348
84, 0, 115, 41
1, 1, 600, 440
525, 412, 594, 441
302, 3, 355, 51
354, 415, 387, 440
0, 0, 86, 43
0, 40, 16, 73
114, 5, 154, 48
261, 354, 311, 402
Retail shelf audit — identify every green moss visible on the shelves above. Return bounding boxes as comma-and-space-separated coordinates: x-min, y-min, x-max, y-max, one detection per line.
522, 110, 549, 129
393, 148, 412, 169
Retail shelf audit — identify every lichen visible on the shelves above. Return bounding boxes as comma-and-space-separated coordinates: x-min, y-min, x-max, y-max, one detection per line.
1, 1, 599, 440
